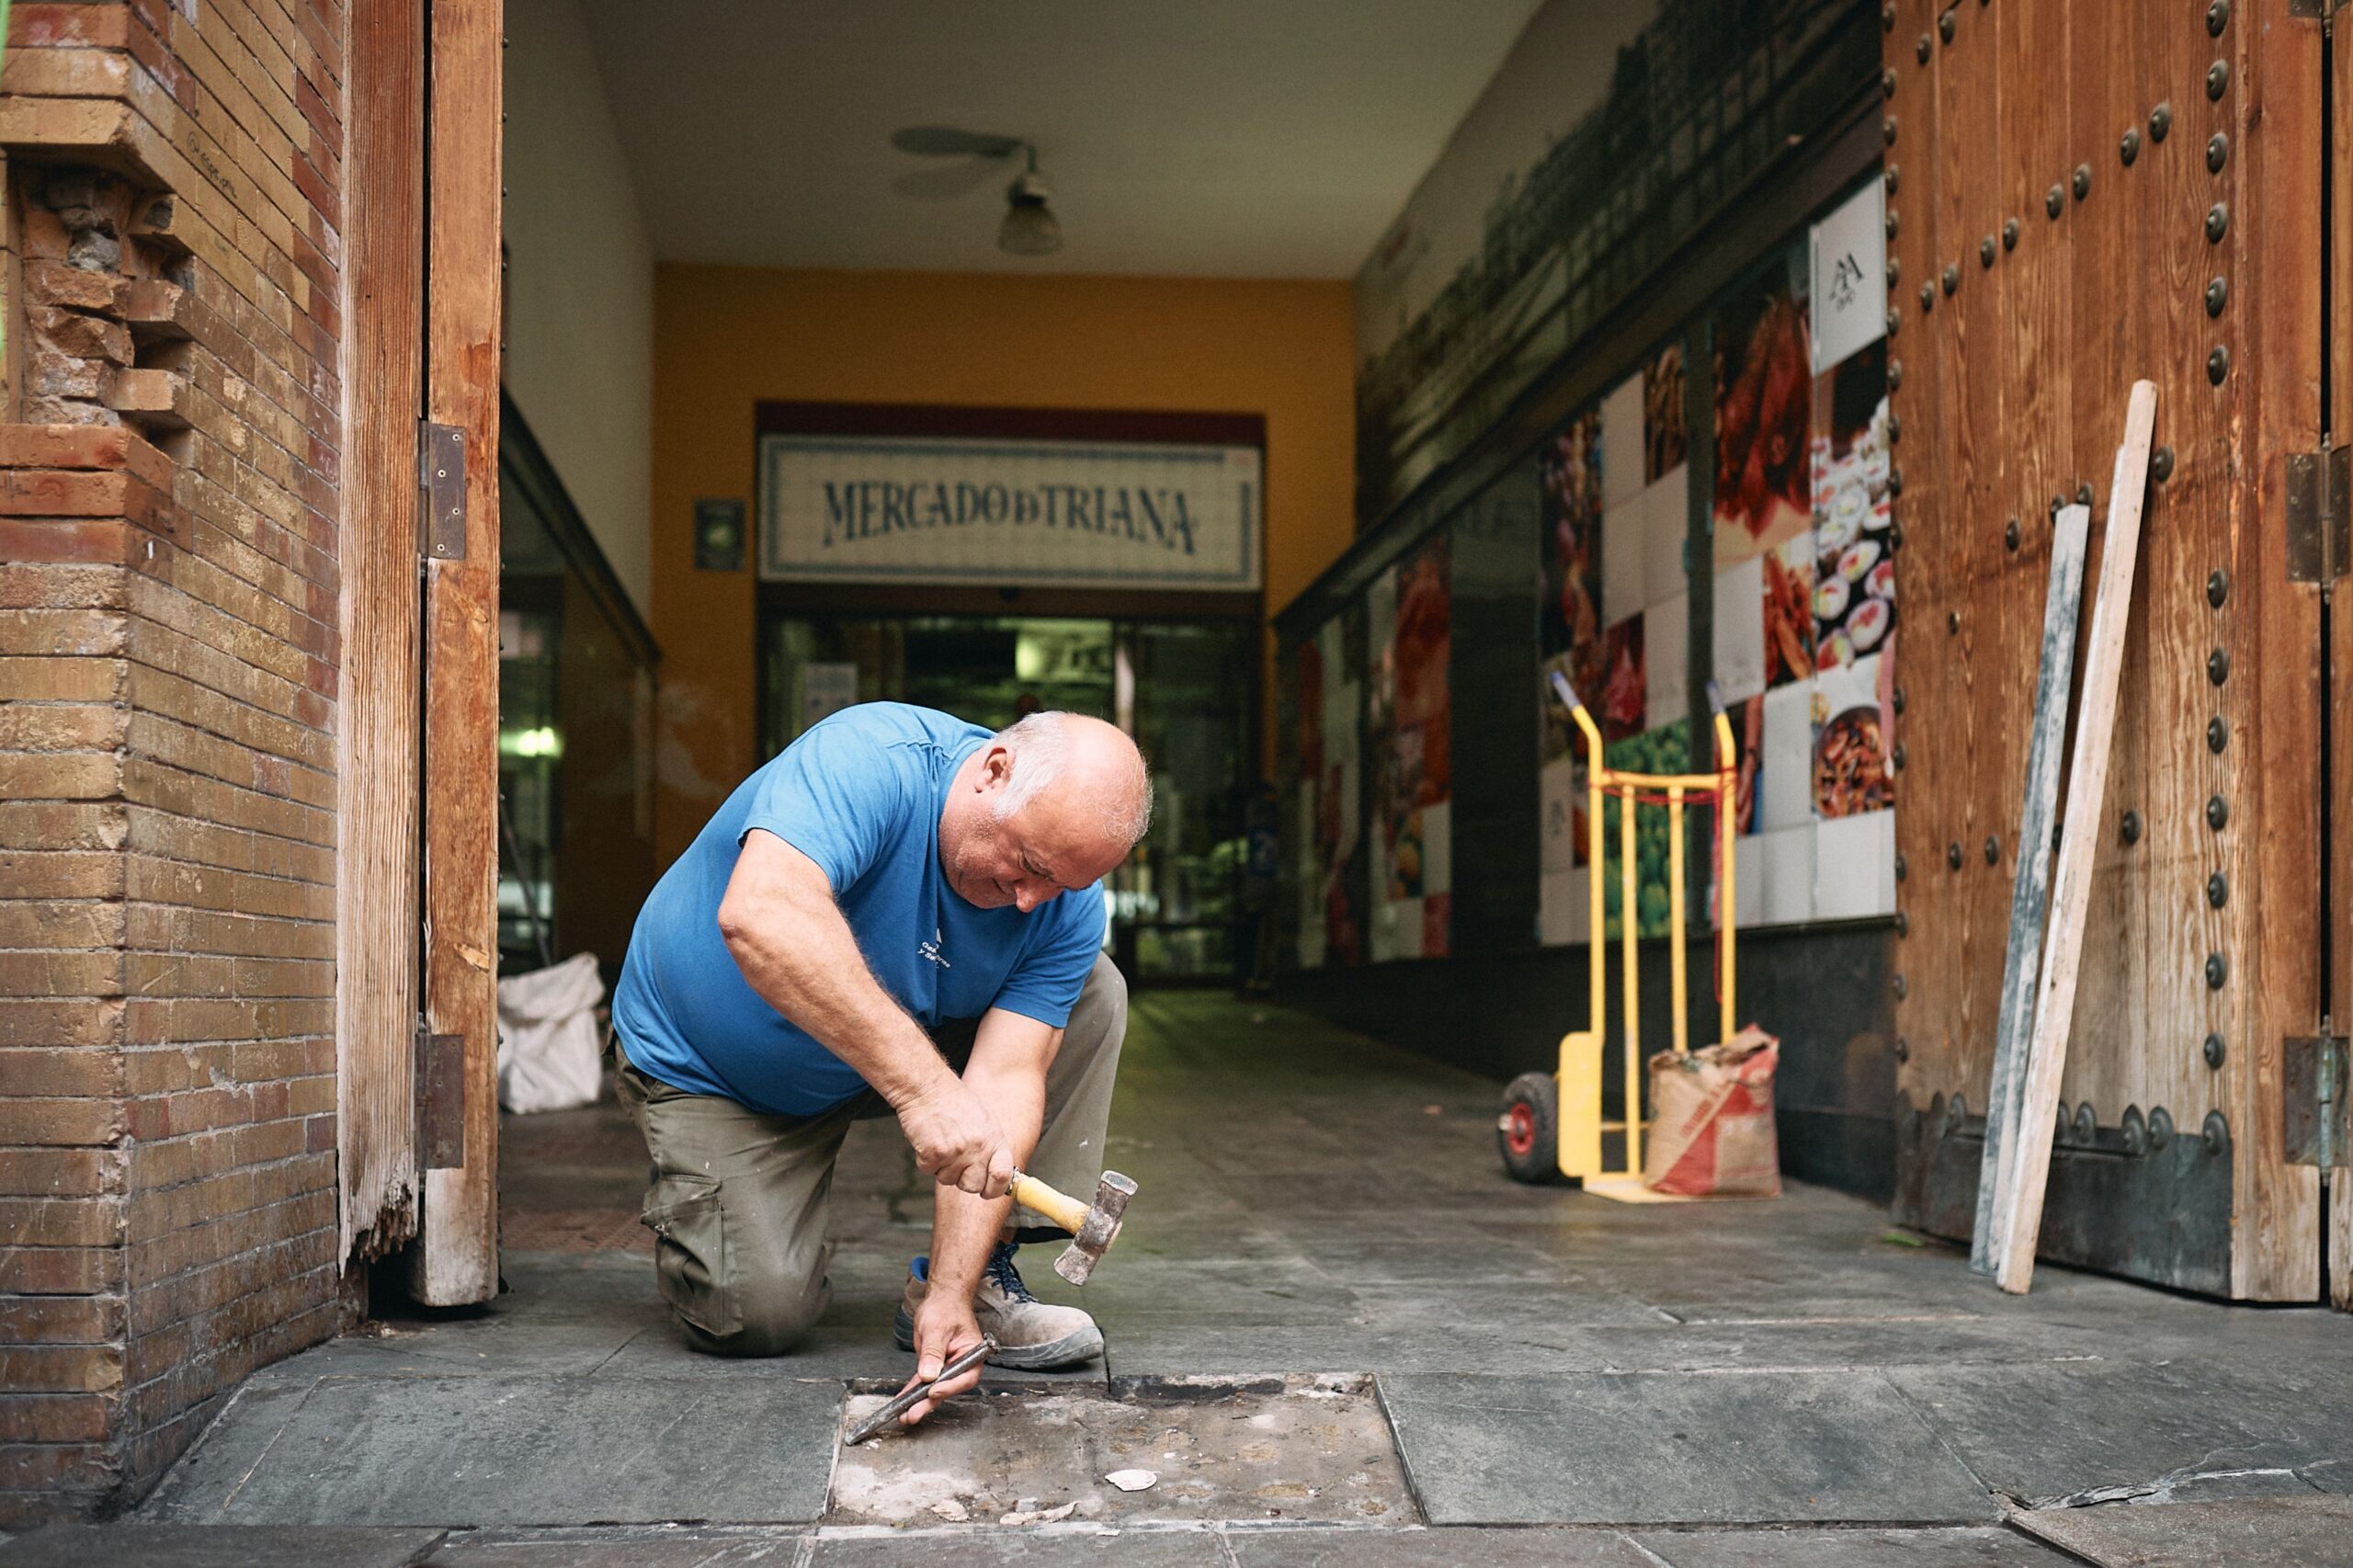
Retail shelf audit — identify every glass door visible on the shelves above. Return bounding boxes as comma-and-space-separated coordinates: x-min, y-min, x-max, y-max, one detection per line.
761, 610, 1259, 983
1110, 622, 1256, 982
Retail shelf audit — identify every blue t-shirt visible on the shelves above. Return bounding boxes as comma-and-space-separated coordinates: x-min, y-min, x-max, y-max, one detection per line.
612, 703, 1108, 1116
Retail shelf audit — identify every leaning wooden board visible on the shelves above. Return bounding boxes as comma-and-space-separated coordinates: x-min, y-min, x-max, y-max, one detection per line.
1995, 381, 2156, 1294
1971, 503, 2090, 1278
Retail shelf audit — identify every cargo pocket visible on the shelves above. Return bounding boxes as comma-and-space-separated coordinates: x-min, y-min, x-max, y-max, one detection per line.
642, 1174, 740, 1340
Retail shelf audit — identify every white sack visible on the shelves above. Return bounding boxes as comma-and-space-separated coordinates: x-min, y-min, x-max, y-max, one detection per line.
495, 951, 606, 1113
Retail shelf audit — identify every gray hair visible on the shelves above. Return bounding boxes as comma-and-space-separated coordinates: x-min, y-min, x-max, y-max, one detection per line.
991, 711, 1154, 846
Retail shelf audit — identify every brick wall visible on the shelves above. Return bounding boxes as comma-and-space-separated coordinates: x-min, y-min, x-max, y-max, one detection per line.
0, 0, 347, 1521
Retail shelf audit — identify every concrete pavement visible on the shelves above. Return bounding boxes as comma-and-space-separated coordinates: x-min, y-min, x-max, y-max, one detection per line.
32, 991, 2351, 1564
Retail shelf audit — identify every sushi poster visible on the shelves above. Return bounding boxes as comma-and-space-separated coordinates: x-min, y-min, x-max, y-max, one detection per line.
1808, 339, 1895, 670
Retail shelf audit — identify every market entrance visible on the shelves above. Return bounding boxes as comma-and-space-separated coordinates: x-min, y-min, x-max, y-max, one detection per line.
759, 610, 1259, 983
748, 399, 1269, 986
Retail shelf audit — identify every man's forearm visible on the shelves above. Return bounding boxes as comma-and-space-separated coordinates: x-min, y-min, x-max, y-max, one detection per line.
927, 1049, 1047, 1297
721, 877, 950, 1109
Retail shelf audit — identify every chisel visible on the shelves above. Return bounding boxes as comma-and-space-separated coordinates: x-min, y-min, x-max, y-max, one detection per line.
843, 1335, 996, 1444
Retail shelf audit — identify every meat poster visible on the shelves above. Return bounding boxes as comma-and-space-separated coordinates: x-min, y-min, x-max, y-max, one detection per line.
1369, 538, 1450, 961
1293, 616, 1363, 969
1540, 403, 1605, 946
1711, 248, 1815, 572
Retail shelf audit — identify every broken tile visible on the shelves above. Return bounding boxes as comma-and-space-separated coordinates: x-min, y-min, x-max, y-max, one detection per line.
826, 1376, 1410, 1529
2009, 1495, 2353, 1568
1886, 1356, 2353, 1507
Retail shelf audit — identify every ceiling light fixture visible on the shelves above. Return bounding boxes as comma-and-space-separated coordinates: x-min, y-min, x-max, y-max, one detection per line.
998, 145, 1062, 256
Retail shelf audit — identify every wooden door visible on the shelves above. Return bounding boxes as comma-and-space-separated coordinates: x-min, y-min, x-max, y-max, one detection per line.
410, 0, 505, 1306
2333, 7, 2353, 1315
338, 0, 501, 1304
1884, 0, 2325, 1300
336, 0, 429, 1266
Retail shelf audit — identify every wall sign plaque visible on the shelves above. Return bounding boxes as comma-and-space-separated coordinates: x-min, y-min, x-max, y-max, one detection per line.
757, 434, 1261, 590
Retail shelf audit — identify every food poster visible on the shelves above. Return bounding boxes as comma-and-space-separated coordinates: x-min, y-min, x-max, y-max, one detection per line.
1601, 722, 1688, 941
1541, 347, 1693, 949
1808, 338, 1894, 671
1711, 246, 1815, 573
1293, 616, 1364, 969
1368, 538, 1451, 962
1539, 406, 1605, 947
1699, 215, 1899, 932
1810, 650, 1897, 919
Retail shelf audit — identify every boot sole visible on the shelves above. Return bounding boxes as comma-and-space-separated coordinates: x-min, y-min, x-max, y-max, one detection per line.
892, 1306, 1105, 1369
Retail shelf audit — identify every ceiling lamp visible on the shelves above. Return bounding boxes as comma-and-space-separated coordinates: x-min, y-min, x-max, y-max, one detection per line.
999, 147, 1062, 256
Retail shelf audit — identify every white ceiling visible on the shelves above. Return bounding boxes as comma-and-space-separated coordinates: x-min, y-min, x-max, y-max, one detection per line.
575, 0, 1544, 278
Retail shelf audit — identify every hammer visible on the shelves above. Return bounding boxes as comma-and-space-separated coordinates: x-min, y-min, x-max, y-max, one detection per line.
1006, 1168, 1138, 1284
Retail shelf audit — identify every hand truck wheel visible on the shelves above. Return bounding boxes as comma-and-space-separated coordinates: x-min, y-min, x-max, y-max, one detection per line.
1497, 1071, 1559, 1184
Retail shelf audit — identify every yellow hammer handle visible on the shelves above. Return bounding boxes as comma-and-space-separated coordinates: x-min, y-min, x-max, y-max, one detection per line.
1009, 1172, 1091, 1233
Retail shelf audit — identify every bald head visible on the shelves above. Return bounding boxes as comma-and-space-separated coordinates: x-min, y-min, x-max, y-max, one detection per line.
938, 712, 1153, 912
990, 711, 1153, 846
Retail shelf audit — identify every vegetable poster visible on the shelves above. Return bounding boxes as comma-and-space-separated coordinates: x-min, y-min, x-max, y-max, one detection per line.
1368, 537, 1450, 961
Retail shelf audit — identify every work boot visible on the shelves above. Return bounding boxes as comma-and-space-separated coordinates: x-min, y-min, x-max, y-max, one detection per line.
892, 1243, 1104, 1369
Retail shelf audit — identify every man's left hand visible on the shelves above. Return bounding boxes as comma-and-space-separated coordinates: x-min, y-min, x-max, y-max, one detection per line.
895, 1294, 987, 1427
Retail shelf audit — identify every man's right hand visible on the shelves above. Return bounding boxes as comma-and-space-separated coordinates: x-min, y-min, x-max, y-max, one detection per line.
897, 1078, 1016, 1197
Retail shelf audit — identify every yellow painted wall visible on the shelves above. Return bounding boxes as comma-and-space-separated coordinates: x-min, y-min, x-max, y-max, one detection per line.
649, 266, 1357, 863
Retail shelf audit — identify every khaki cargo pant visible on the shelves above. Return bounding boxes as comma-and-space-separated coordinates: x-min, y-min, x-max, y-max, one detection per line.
613, 953, 1127, 1357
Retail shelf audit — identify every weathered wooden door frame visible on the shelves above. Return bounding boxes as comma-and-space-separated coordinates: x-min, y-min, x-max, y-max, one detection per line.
337, 0, 501, 1305
2331, 15, 2353, 1314
410, 0, 504, 1306
336, 0, 429, 1269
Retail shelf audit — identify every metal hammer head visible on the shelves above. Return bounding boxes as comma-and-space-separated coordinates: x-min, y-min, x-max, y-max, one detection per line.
1051, 1171, 1138, 1285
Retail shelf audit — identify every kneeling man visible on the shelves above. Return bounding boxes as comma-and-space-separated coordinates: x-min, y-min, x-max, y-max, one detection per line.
611, 702, 1149, 1421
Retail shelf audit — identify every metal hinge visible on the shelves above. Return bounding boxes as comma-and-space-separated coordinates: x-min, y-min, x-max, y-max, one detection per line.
2284, 442, 2349, 584
2289, 0, 2347, 19
415, 1021, 468, 1170
2284, 1026, 2348, 1168
419, 420, 467, 562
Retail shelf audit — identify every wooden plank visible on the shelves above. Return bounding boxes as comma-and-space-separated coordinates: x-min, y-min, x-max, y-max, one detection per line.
2232, 0, 2325, 1302
408, 0, 503, 1307
2335, 0, 2353, 1316
1972, 502, 2089, 1276
334, 0, 425, 1263
1888, 0, 1966, 1133
1996, 380, 2156, 1294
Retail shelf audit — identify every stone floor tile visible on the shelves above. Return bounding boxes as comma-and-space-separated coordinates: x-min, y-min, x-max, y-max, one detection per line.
2009, 1495, 2353, 1567
809, 1528, 1225, 1565
1379, 1369, 2001, 1525
144, 1376, 842, 1527
1227, 1524, 1656, 1565
1885, 1356, 2353, 1507
1632, 1524, 2070, 1565
428, 1527, 809, 1565
0, 1525, 447, 1567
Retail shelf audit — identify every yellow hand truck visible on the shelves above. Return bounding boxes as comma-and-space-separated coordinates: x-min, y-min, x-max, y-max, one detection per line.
1497, 672, 1739, 1194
